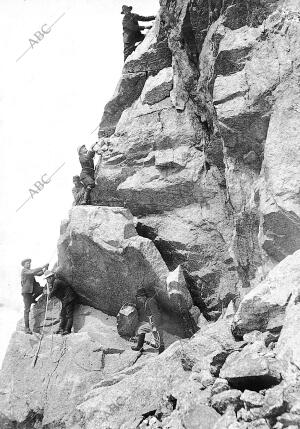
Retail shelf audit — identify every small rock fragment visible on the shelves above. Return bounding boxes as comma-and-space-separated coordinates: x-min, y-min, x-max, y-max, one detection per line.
240, 389, 264, 408
211, 378, 230, 396
211, 389, 242, 414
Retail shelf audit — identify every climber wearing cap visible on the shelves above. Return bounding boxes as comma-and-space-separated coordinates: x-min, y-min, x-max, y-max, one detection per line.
21, 259, 49, 334
131, 287, 165, 354
44, 270, 77, 335
72, 176, 84, 206
121, 5, 156, 61
77, 142, 99, 205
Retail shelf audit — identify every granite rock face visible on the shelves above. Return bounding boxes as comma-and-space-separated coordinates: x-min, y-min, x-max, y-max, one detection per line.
58, 206, 192, 316
57, 206, 196, 338
3, 1, 300, 428
90, 0, 300, 319
232, 250, 300, 337
0, 304, 145, 428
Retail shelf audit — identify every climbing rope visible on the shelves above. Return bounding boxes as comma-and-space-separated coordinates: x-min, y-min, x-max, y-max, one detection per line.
31, 282, 50, 367
31, 248, 58, 367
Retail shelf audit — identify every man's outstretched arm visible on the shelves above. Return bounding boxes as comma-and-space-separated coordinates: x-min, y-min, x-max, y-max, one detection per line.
135, 14, 156, 21
23, 264, 48, 276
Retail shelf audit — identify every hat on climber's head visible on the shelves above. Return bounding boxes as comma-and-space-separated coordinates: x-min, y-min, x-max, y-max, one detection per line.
73, 175, 80, 181
21, 258, 31, 267
44, 270, 55, 279
121, 4, 132, 14
77, 144, 86, 155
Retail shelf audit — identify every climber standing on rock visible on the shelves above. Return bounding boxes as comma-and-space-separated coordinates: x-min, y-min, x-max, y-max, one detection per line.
44, 271, 77, 335
121, 5, 156, 61
21, 259, 49, 334
77, 142, 99, 205
131, 287, 165, 354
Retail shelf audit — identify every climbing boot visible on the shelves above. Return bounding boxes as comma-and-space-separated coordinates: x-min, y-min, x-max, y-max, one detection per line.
24, 312, 31, 334
62, 318, 73, 335
82, 187, 92, 205
131, 333, 145, 352
54, 328, 63, 335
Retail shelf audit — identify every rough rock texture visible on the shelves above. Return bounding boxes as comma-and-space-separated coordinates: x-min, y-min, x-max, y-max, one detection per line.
276, 287, 300, 383
71, 320, 238, 428
220, 341, 282, 390
58, 206, 195, 337
3, 1, 300, 428
232, 250, 300, 337
0, 303, 148, 428
88, 0, 300, 321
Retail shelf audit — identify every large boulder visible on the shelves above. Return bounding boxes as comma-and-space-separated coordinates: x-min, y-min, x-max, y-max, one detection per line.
58, 206, 192, 319
220, 341, 282, 391
232, 250, 300, 337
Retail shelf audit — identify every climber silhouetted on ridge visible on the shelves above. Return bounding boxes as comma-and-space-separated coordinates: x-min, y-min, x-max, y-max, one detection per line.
121, 5, 155, 61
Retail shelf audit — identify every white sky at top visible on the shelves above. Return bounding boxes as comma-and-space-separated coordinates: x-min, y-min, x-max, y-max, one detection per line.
0, 1, 159, 311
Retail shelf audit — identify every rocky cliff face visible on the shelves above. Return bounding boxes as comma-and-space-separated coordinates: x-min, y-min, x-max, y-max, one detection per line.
91, 0, 300, 319
1, 0, 300, 428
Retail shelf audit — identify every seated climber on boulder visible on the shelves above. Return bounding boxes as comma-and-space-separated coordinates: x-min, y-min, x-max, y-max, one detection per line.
121, 5, 155, 61
131, 287, 165, 354
77, 142, 99, 205
44, 270, 77, 335
21, 259, 49, 334
72, 175, 85, 206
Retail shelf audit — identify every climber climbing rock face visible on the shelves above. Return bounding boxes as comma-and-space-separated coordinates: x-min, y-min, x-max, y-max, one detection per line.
77, 142, 99, 205
121, 4, 155, 61
45, 270, 77, 336
21, 259, 49, 334
131, 287, 165, 354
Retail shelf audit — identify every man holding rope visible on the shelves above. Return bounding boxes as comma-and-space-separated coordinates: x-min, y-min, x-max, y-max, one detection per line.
44, 271, 77, 335
21, 259, 49, 334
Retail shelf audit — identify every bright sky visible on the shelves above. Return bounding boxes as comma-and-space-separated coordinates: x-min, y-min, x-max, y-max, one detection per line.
0, 0, 159, 362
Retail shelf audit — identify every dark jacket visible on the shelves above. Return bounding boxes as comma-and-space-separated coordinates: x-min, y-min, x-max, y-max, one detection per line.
49, 279, 76, 305
79, 150, 95, 178
122, 13, 155, 43
136, 296, 161, 327
21, 267, 44, 294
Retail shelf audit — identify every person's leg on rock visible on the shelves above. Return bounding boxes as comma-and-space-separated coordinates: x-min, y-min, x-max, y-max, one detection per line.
124, 41, 136, 61
82, 185, 93, 205
55, 306, 66, 334
131, 323, 151, 351
62, 301, 74, 335
22, 293, 32, 334
158, 329, 165, 354
80, 175, 95, 205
